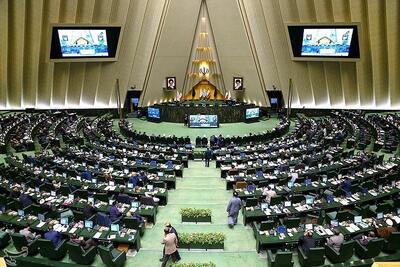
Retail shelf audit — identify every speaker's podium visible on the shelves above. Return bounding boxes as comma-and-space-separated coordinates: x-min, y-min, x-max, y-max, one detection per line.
266, 90, 284, 114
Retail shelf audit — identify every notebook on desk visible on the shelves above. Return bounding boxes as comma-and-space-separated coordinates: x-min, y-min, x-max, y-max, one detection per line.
93, 232, 102, 239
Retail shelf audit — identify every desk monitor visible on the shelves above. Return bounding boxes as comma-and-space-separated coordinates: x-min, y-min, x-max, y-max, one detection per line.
287, 181, 294, 188
35, 187, 40, 193
109, 181, 115, 186
361, 187, 368, 195
127, 183, 134, 189
111, 224, 120, 232
68, 194, 74, 201
354, 216, 362, 224
284, 201, 292, 207
326, 195, 334, 203
88, 197, 94, 204
0, 205, 5, 213
147, 184, 154, 191
38, 213, 45, 222
92, 178, 97, 184
322, 175, 328, 183
277, 225, 287, 234
397, 208, 400, 215
247, 184, 256, 193
51, 191, 56, 197
124, 169, 129, 174
261, 203, 269, 210
305, 224, 313, 230
274, 170, 279, 174
269, 184, 275, 189
131, 201, 140, 208
157, 172, 164, 177
60, 210, 73, 218
306, 196, 314, 205
84, 220, 93, 229
377, 212, 383, 220
109, 200, 114, 205
61, 217, 69, 225
17, 209, 25, 217
331, 220, 339, 227
94, 164, 99, 169
305, 179, 312, 186
378, 185, 383, 190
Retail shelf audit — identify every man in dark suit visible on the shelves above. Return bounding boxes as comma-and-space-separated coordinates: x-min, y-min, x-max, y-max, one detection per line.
109, 201, 122, 221
299, 230, 316, 255
83, 202, 97, 219
204, 148, 212, 167
44, 226, 63, 247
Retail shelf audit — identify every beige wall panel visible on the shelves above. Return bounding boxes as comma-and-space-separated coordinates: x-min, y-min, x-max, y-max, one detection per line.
0, 1, 8, 107
285, 0, 314, 106
7, 0, 25, 108
340, 62, 358, 106
111, 0, 149, 105
331, 0, 358, 106
22, 0, 44, 107
81, 0, 113, 106
325, 62, 343, 106
349, 0, 373, 107
313, 0, 331, 106
95, 0, 129, 106
129, 0, 162, 94
261, 0, 300, 106
386, 0, 400, 107
243, 0, 280, 104
37, 0, 61, 107
141, 0, 201, 105
52, 0, 77, 106
66, 0, 95, 106
367, 0, 388, 107
331, 0, 351, 21
206, 0, 264, 105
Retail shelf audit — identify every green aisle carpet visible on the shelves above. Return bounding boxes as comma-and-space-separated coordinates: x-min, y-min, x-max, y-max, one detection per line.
127, 160, 266, 267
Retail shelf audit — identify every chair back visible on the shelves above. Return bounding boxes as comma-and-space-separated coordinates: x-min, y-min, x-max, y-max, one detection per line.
123, 217, 141, 229
285, 217, 300, 228
117, 194, 131, 204
260, 220, 275, 231
11, 233, 28, 250
386, 232, 400, 251
365, 238, 385, 258
98, 245, 113, 266
275, 251, 293, 265
339, 240, 355, 261
307, 247, 325, 266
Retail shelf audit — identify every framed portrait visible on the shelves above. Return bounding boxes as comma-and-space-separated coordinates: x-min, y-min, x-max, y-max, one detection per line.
166, 77, 176, 90
233, 77, 243, 90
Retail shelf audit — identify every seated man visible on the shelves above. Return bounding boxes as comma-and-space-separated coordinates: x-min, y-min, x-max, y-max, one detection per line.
70, 234, 98, 250
128, 172, 140, 187
19, 224, 39, 242
353, 231, 376, 246
327, 228, 344, 251
109, 201, 122, 221
299, 230, 316, 255
83, 202, 97, 219
44, 225, 63, 247
262, 186, 277, 203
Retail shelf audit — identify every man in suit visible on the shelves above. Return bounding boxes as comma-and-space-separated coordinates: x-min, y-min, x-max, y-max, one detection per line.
299, 230, 316, 255
83, 202, 97, 219
204, 148, 212, 167
327, 228, 344, 251
109, 201, 122, 221
44, 226, 63, 247
19, 224, 39, 242
226, 191, 242, 228
128, 172, 140, 187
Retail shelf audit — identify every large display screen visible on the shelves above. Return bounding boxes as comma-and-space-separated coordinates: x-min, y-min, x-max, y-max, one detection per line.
301, 28, 353, 56
287, 24, 360, 61
245, 108, 259, 119
50, 25, 121, 61
57, 29, 109, 57
189, 115, 218, 128
148, 107, 160, 119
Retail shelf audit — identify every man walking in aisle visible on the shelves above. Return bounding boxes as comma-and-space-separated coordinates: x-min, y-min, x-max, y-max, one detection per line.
226, 191, 242, 228
204, 147, 212, 167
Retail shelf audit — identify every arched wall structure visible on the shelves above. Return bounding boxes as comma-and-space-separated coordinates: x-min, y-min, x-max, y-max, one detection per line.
0, 0, 399, 110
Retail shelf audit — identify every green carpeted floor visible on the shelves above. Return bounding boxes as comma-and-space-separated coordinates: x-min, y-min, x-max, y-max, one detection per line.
126, 160, 266, 267
119, 118, 282, 141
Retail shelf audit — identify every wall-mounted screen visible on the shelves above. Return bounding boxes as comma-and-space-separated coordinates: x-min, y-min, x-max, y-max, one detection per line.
50, 25, 122, 62
148, 107, 160, 119
245, 108, 259, 119
189, 115, 219, 128
286, 24, 360, 61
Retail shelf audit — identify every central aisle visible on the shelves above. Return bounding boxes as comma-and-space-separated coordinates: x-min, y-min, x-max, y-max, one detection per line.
128, 160, 266, 266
